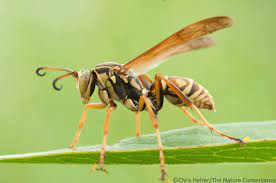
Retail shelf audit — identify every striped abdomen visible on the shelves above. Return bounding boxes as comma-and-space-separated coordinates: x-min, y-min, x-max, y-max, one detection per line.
164, 76, 215, 111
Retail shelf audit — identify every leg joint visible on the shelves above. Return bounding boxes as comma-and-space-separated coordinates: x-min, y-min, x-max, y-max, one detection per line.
153, 123, 159, 129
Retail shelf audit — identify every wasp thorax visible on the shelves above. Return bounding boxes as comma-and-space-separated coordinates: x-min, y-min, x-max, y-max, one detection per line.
77, 69, 96, 104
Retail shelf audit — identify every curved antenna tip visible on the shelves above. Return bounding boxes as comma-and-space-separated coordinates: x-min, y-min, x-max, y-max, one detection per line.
36, 67, 46, 76
52, 78, 63, 91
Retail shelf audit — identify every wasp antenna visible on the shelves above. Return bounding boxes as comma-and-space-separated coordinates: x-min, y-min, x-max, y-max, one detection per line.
36, 67, 46, 76
52, 72, 77, 91
36, 66, 78, 77
52, 78, 63, 91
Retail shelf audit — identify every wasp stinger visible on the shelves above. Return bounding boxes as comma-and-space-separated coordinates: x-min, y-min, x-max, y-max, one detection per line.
36, 16, 244, 181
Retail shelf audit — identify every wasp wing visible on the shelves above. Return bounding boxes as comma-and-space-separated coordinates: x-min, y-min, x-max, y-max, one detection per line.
121, 16, 233, 75
125, 37, 216, 74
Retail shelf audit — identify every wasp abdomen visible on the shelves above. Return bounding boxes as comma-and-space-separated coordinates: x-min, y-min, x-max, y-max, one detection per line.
164, 76, 215, 111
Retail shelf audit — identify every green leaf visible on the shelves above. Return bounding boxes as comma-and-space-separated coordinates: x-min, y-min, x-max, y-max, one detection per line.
1, 121, 276, 164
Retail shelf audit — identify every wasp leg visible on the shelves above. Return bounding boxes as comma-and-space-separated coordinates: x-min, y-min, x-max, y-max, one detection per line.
192, 105, 244, 145
98, 103, 117, 171
155, 73, 244, 145
69, 103, 107, 149
139, 95, 166, 181
136, 74, 153, 137
152, 74, 203, 126
180, 107, 205, 126
135, 111, 141, 137
138, 74, 152, 90
155, 74, 193, 108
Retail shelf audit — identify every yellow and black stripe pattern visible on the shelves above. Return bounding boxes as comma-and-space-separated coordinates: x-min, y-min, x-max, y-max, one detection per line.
164, 76, 215, 111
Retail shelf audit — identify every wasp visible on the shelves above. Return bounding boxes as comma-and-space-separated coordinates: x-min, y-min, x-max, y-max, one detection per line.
36, 16, 244, 181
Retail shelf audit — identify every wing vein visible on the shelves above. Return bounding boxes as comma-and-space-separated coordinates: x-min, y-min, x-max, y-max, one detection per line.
121, 16, 233, 75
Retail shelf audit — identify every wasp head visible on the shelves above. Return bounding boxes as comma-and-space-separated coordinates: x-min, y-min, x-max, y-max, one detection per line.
76, 69, 96, 104
36, 67, 96, 104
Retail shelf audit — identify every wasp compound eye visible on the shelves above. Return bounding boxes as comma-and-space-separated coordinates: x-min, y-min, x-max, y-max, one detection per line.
77, 69, 91, 95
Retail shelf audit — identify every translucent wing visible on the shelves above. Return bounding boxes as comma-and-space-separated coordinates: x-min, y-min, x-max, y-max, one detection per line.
121, 16, 233, 75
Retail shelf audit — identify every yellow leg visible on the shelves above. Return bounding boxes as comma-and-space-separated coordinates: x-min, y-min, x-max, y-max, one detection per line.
192, 104, 244, 144
99, 105, 116, 170
140, 95, 166, 181
180, 107, 205, 126
138, 74, 152, 90
156, 73, 244, 145
69, 103, 107, 149
135, 111, 141, 137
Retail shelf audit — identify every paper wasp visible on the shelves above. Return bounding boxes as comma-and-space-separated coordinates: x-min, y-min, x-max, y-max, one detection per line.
36, 16, 244, 181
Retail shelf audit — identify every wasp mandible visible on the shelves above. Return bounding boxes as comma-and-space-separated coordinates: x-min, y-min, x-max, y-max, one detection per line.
36, 16, 244, 181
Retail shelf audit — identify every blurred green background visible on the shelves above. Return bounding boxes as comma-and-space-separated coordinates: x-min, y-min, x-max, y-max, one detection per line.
1, 0, 276, 182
